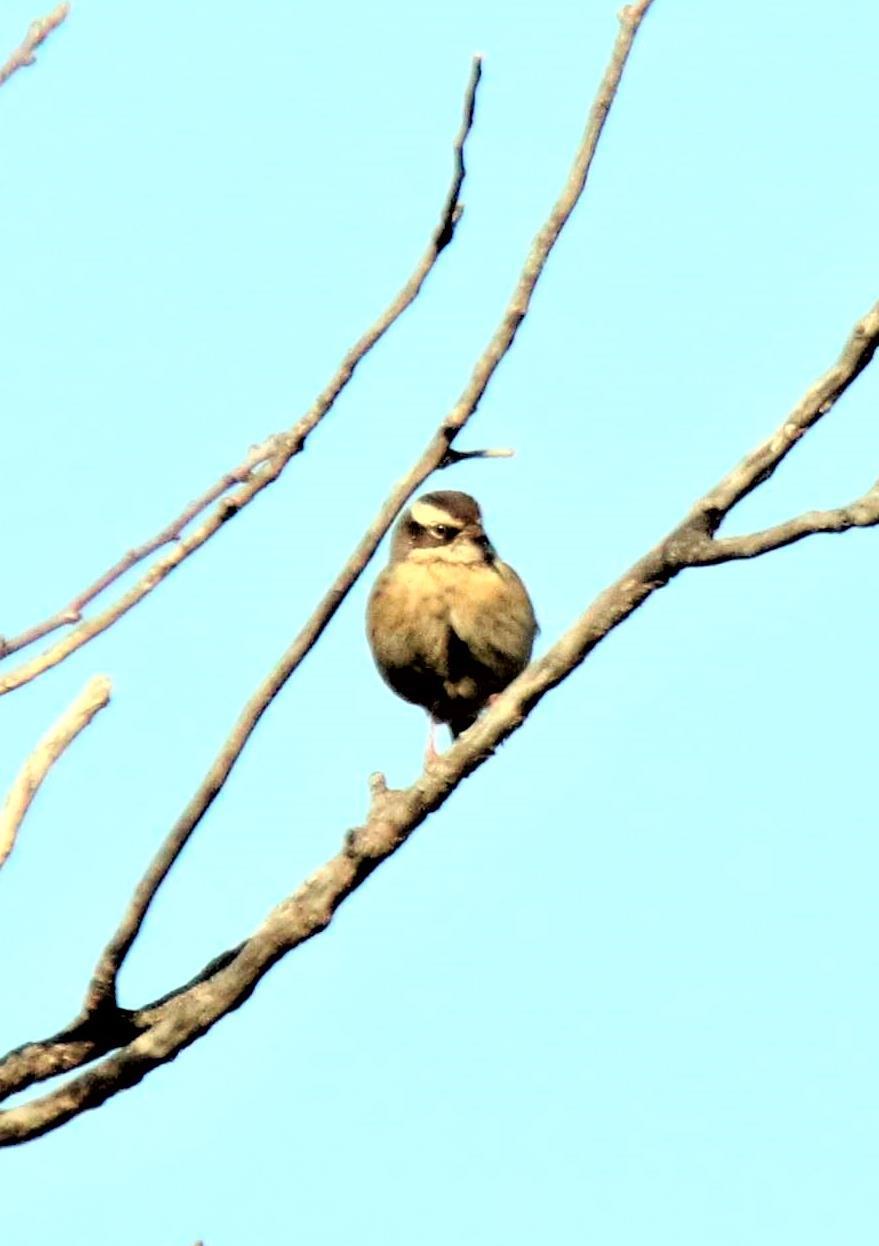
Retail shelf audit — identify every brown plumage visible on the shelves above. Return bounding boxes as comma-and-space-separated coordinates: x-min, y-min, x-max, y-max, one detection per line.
366, 490, 537, 739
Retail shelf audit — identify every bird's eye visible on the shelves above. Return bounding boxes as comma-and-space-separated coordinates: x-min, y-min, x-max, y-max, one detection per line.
431, 524, 453, 540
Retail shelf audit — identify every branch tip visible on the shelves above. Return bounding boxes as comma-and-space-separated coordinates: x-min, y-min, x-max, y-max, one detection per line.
368, 772, 388, 801
0, 3, 71, 89
440, 446, 515, 468
0, 674, 111, 873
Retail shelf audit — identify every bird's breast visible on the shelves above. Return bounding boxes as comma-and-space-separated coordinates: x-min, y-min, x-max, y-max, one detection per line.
375, 557, 507, 621
367, 552, 537, 723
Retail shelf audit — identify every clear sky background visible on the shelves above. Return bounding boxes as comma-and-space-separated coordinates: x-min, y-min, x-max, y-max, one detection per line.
2, 1, 878, 1242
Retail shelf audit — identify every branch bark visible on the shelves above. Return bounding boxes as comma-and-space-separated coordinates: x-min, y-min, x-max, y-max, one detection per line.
0, 675, 111, 872
696, 484, 879, 562
0, 3, 69, 89
0, 439, 276, 660
668, 302, 879, 562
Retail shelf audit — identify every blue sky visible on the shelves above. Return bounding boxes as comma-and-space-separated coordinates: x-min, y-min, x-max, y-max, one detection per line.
2, 1, 879, 1242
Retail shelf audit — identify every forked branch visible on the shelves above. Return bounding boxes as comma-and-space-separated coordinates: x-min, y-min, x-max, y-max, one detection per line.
706, 484, 879, 561
691, 302, 879, 531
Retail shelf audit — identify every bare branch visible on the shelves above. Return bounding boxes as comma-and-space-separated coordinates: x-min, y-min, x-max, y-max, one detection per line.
688, 302, 879, 535
0, 948, 240, 1105
83, 1, 656, 1015
0, 3, 69, 89
0, 438, 276, 660
0, 55, 484, 691
0, 1014, 134, 1104
0, 675, 111, 872
435, 54, 482, 251
698, 481, 879, 562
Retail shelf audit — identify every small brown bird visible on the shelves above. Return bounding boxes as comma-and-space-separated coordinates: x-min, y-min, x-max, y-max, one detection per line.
367, 490, 537, 747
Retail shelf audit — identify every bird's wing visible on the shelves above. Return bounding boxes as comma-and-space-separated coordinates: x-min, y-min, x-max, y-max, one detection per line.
448, 561, 537, 681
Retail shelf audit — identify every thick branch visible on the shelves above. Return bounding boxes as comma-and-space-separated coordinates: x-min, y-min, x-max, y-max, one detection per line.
0, 533, 668, 1144
0, 3, 68, 88
0, 675, 111, 871
83, 0, 656, 1015
0, 56, 483, 691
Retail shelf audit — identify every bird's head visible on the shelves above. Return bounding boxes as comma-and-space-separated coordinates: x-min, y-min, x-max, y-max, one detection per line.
390, 491, 495, 565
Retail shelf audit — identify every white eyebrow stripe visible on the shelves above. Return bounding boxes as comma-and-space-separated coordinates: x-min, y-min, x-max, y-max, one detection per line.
411, 501, 462, 528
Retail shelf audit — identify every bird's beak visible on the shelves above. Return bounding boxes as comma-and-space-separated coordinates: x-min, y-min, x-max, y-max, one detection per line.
464, 522, 494, 556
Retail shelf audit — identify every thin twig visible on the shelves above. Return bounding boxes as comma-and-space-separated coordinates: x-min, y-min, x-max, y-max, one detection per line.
699, 481, 879, 562
0, 3, 69, 88
687, 302, 879, 535
643, 301, 879, 565
0, 675, 111, 872
0, 439, 276, 659
0, 55, 484, 690
84, 1, 656, 1015
435, 55, 482, 250
440, 446, 515, 466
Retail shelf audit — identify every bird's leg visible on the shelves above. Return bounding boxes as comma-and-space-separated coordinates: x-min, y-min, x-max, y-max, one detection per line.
424, 715, 441, 766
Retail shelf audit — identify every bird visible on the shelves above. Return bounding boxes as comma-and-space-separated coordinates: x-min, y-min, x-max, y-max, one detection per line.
366, 490, 537, 751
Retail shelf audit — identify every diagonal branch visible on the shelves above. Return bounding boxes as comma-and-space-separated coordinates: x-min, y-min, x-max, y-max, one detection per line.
0, 3, 69, 89
0, 439, 276, 661
685, 302, 879, 536
0, 55, 483, 691
0, 675, 111, 872
0, 526, 681, 1139
83, 0, 657, 1015
696, 480, 879, 562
